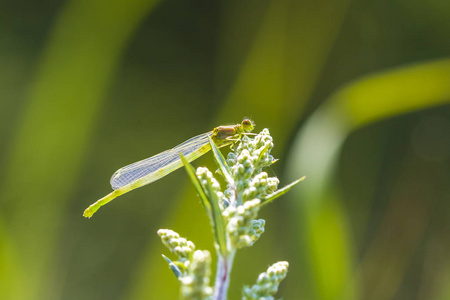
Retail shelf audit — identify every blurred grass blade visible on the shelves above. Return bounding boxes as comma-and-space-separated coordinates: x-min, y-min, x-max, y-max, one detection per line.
208, 137, 234, 184
0, 0, 162, 298
259, 176, 305, 208
434, 262, 450, 300
216, 0, 351, 148
286, 58, 450, 300
0, 220, 21, 300
338, 58, 450, 127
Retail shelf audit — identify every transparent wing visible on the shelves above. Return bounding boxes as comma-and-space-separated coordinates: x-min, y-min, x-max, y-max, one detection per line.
110, 132, 213, 190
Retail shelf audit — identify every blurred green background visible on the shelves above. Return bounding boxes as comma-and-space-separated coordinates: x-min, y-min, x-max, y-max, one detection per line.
1, 0, 450, 299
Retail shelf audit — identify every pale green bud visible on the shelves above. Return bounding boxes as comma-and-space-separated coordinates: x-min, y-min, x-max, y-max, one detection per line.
242, 261, 289, 300
225, 129, 278, 204
242, 172, 279, 201
180, 250, 213, 300
196, 167, 225, 207
158, 229, 195, 260
224, 199, 262, 248
249, 219, 265, 239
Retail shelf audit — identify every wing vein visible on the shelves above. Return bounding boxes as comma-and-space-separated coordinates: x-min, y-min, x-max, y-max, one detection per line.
110, 132, 213, 190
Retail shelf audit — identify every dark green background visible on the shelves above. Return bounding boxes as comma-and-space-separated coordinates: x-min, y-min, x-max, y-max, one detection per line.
1, 0, 450, 299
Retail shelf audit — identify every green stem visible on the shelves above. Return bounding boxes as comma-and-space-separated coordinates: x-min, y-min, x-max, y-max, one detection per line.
214, 250, 236, 300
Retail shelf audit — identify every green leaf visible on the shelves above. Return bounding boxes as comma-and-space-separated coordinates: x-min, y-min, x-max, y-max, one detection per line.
259, 176, 306, 208
270, 159, 279, 166
258, 141, 272, 162
208, 136, 234, 184
180, 153, 212, 216
161, 255, 183, 279
180, 153, 228, 256
204, 183, 228, 256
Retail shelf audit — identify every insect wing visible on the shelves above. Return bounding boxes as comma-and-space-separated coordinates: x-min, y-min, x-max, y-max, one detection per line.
110, 132, 212, 190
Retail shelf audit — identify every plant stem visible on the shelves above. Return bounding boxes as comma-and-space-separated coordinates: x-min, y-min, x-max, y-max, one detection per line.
214, 250, 236, 300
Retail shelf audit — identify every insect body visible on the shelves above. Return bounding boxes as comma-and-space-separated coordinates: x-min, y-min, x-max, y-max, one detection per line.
83, 119, 254, 218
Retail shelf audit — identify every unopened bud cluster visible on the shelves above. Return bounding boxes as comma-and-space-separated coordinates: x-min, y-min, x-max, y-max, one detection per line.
225, 129, 278, 204
159, 127, 293, 300
180, 250, 213, 300
158, 229, 195, 261
242, 261, 289, 300
158, 230, 213, 299
196, 167, 226, 209
220, 129, 277, 248
242, 172, 279, 202
223, 199, 264, 248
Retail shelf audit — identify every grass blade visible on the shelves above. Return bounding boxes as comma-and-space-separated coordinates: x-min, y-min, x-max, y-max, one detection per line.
209, 137, 234, 184
259, 176, 306, 208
